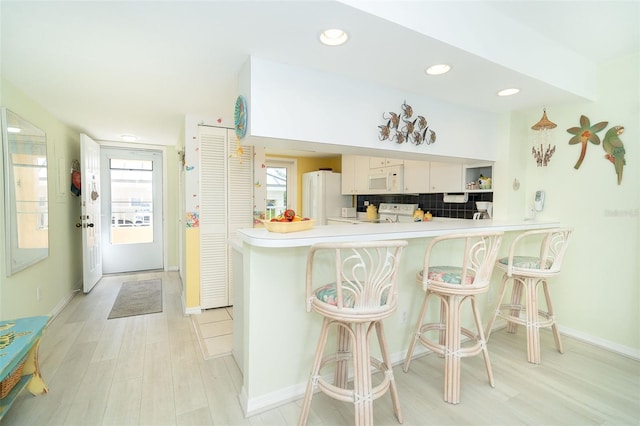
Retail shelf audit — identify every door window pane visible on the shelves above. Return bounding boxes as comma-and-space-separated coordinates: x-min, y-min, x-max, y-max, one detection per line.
110, 159, 153, 244
266, 166, 287, 219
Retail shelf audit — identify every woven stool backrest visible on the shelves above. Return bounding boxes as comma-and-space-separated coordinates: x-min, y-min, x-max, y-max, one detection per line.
306, 240, 407, 313
421, 231, 504, 292
503, 227, 573, 276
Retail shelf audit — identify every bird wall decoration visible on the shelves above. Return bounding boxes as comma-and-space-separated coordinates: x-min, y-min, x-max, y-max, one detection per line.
602, 125, 626, 185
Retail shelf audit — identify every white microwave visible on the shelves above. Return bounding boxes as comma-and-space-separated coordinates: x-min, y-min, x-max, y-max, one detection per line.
368, 165, 403, 193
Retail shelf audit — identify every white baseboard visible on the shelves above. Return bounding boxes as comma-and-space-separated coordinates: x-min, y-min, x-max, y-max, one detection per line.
48, 278, 82, 321
238, 323, 639, 417
490, 319, 640, 361
559, 325, 640, 361
181, 293, 200, 316
240, 345, 430, 417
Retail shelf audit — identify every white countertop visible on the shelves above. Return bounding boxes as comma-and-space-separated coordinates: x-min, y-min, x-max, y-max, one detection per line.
237, 218, 562, 248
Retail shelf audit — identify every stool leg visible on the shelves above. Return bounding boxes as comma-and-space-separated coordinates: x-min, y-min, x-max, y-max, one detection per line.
375, 321, 403, 423
507, 279, 524, 334
470, 296, 494, 387
542, 280, 564, 354
525, 278, 541, 364
335, 324, 351, 389
485, 274, 509, 339
443, 295, 461, 404
299, 317, 332, 426
353, 322, 373, 426
403, 291, 429, 372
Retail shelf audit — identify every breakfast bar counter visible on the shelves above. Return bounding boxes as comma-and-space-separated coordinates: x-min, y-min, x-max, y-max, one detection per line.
233, 219, 561, 416
238, 218, 561, 248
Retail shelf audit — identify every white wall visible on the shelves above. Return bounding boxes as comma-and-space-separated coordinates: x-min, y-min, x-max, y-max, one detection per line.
244, 56, 499, 162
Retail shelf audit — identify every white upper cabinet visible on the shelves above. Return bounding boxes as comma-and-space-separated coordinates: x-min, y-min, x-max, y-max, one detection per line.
429, 162, 463, 193
403, 159, 430, 193
369, 156, 404, 168
341, 155, 370, 194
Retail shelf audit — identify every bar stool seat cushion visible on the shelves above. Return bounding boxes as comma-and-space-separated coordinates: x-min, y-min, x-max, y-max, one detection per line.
418, 266, 476, 285
498, 256, 553, 270
314, 282, 389, 308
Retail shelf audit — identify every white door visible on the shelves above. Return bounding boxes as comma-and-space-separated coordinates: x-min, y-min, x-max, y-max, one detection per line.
81, 134, 103, 293
100, 148, 163, 273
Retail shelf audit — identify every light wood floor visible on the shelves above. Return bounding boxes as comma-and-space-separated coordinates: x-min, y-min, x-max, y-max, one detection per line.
3, 271, 639, 425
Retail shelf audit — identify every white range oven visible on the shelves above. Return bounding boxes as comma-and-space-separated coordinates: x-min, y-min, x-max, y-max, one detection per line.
378, 203, 418, 223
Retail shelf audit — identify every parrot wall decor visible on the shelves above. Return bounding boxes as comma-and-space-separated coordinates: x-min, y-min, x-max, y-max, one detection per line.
567, 115, 608, 170
602, 125, 626, 185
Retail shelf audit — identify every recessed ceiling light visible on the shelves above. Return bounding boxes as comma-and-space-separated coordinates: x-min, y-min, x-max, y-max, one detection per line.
425, 64, 451, 75
320, 29, 348, 46
7, 126, 21, 133
497, 88, 520, 97
121, 134, 138, 142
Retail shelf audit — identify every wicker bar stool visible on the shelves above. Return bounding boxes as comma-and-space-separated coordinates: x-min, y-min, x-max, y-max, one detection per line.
486, 228, 572, 364
298, 240, 407, 426
403, 231, 503, 405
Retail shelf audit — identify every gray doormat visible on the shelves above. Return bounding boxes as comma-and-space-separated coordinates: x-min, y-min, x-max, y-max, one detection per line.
108, 279, 163, 319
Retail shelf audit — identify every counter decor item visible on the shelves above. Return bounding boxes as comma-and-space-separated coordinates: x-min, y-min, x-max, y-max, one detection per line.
378, 101, 436, 145
366, 204, 378, 220
478, 175, 492, 189
262, 218, 315, 233
413, 207, 424, 222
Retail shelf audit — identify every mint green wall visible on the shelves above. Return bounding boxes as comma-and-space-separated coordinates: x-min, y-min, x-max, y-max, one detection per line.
1, 77, 83, 320
496, 53, 639, 355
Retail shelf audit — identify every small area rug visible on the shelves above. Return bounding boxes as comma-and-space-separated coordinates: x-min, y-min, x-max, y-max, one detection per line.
108, 279, 163, 319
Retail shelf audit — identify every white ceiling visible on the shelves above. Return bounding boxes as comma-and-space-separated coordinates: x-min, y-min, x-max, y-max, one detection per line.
1, 1, 638, 148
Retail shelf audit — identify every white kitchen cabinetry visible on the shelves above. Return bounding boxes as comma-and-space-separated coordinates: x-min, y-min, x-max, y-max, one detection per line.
341, 155, 370, 194
403, 159, 430, 193
429, 162, 463, 193
199, 126, 253, 309
369, 156, 404, 168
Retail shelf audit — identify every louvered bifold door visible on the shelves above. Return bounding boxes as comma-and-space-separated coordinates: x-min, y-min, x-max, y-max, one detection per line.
227, 129, 253, 304
199, 126, 228, 309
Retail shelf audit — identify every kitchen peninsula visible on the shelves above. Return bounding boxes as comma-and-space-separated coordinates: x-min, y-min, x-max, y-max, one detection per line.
233, 218, 561, 416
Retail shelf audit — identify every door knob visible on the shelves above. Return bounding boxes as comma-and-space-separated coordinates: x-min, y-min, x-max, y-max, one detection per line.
87, 223, 94, 227
76, 223, 82, 228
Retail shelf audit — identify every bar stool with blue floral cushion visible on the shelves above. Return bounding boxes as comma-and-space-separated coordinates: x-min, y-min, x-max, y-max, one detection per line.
299, 240, 407, 426
403, 231, 504, 405
485, 228, 572, 364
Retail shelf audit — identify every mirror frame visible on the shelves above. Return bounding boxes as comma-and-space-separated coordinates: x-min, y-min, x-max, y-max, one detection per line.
1, 107, 49, 275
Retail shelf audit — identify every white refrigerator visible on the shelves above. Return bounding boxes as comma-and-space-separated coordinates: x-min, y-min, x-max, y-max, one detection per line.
302, 171, 351, 225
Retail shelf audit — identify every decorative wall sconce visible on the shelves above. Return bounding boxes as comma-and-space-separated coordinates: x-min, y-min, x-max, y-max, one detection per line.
531, 108, 557, 166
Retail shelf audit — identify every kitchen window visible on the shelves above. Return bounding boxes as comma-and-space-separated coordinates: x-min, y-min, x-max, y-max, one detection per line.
265, 158, 297, 220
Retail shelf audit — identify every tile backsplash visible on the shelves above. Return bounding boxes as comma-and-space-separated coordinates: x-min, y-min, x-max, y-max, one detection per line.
356, 192, 493, 220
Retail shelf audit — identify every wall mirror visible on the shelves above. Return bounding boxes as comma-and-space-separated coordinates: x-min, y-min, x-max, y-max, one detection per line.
1, 108, 49, 275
